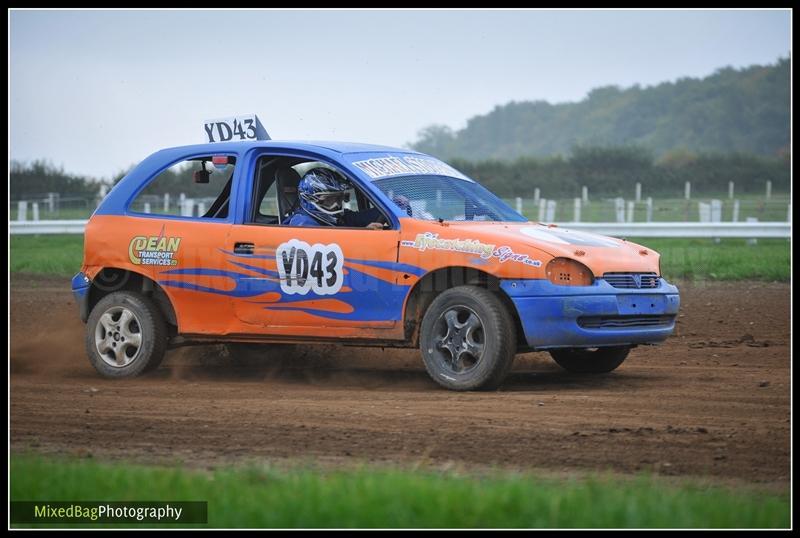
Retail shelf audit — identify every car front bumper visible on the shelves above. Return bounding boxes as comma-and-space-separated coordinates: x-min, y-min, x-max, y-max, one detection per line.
500, 278, 680, 350
72, 272, 91, 323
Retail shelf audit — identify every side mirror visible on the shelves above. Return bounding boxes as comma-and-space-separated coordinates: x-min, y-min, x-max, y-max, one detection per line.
193, 170, 210, 183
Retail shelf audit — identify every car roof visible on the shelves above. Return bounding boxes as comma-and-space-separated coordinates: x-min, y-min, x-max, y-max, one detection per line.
154, 140, 421, 156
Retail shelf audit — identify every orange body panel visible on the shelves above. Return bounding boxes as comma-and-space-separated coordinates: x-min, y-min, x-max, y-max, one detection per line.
83, 214, 660, 341
396, 220, 660, 280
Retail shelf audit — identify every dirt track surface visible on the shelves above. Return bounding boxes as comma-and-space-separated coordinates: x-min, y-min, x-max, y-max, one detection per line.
10, 276, 790, 486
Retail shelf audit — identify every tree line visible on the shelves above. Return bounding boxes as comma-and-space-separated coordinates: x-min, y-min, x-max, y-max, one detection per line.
451, 146, 789, 198
10, 160, 102, 199
10, 147, 788, 201
412, 58, 790, 161
10, 159, 226, 200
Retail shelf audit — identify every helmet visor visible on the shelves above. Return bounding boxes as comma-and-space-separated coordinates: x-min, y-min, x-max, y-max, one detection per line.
317, 191, 350, 211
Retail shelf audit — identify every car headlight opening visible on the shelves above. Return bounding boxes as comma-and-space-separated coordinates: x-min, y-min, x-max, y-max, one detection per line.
546, 257, 594, 286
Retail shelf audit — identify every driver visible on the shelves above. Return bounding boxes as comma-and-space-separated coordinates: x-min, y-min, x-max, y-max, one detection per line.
286, 168, 384, 229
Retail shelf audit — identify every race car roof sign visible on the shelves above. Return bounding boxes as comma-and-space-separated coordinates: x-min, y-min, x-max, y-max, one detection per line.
203, 114, 270, 143
351, 154, 473, 182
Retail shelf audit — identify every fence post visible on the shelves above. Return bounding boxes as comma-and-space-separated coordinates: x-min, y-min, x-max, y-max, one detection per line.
711, 199, 722, 243
515, 197, 522, 214
47, 192, 56, 213
197, 202, 206, 217
684, 181, 691, 200
164, 193, 170, 213
573, 198, 581, 222
746, 217, 758, 246
728, 181, 734, 199
582, 186, 588, 204
710, 199, 722, 222
732, 199, 740, 222
538, 198, 546, 222
635, 182, 641, 203
545, 200, 556, 222
533, 188, 540, 205
182, 199, 194, 217
614, 198, 625, 223
646, 197, 653, 222
17, 201, 28, 222
143, 202, 151, 214
32, 203, 39, 221
698, 202, 711, 223
765, 180, 772, 200
625, 200, 634, 223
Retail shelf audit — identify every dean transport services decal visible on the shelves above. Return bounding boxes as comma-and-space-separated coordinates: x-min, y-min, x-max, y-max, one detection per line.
401, 232, 541, 267
128, 235, 182, 266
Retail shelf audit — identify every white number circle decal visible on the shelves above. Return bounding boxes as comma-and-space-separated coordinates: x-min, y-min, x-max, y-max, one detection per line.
276, 240, 344, 296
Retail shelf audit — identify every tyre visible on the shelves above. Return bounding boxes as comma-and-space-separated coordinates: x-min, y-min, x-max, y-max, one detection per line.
549, 346, 630, 373
85, 291, 168, 378
419, 286, 516, 391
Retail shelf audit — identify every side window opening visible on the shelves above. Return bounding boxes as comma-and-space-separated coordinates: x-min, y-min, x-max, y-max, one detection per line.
250, 156, 305, 225
248, 156, 390, 228
129, 156, 236, 219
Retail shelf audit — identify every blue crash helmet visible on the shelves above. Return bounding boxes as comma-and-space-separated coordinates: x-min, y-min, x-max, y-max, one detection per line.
297, 168, 350, 225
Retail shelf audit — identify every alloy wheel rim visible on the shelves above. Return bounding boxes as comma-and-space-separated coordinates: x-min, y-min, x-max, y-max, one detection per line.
94, 306, 143, 367
431, 305, 485, 374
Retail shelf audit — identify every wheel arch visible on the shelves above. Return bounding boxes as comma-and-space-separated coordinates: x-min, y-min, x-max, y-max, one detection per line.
402, 266, 525, 349
86, 267, 178, 331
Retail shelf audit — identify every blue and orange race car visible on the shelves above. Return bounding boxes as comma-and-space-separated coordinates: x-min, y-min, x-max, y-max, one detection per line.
73, 120, 680, 390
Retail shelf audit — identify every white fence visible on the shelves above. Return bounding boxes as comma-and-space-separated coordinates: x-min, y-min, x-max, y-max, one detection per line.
9, 220, 791, 238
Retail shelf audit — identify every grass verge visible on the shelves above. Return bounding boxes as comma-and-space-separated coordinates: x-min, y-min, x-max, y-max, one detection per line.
631, 238, 790, 281
10, 234, 84, 276
9, 234, 790, 281
10, 455, 790, 529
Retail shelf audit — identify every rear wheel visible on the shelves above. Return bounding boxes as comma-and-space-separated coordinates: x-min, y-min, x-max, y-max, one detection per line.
549, 346, 630, 373
85, 291, 167, 377
419, 286, 516, 391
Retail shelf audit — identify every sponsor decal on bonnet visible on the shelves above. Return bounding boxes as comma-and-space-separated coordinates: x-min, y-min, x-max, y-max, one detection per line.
401, 232, 541, 267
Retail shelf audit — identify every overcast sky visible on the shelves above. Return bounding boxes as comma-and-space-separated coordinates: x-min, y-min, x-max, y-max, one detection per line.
9, 9, 791, 180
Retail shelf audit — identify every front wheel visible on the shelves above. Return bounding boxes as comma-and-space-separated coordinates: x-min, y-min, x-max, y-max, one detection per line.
549, 346, 630, 373
419, 286, 516, 391
85, 291, 168, 378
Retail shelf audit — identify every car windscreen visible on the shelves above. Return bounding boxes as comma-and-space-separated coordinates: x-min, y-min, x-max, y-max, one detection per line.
373, 175, 526, 222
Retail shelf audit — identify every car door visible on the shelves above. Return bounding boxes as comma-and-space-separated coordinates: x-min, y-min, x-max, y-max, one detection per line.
124, 152, 238, 336
226, 157, 404, 340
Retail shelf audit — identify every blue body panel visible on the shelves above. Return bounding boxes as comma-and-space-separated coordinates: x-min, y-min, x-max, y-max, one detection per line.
501, 278, 680, 349
93, 141, 431, 228
71, 271, 91, 322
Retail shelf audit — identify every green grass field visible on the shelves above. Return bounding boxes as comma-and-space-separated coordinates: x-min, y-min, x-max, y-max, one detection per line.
630, 238, 790, 282
11, 193, 790, 222
10, 234, 85, 276
504, 194, 791, 223
9, 234, 790, 282
10, 455, 789, 529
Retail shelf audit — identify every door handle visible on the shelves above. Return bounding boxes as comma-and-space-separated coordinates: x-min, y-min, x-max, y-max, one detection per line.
234, 242, 255, 255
